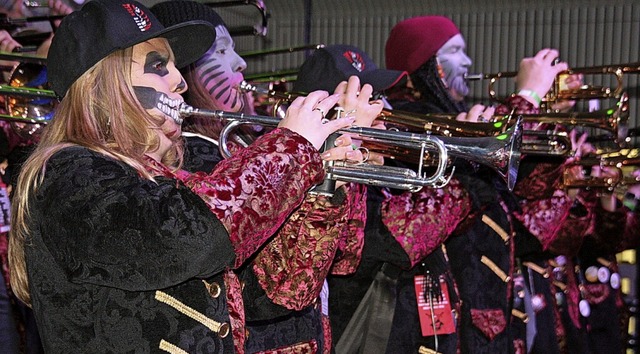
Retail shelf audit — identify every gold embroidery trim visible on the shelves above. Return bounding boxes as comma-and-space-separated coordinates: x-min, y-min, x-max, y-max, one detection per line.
155, 290, 224, 333
523, 261, 549, 278
597, 257, 612, 267
419, 346, 442, 354
511, 309, 529, 323
553, 280, 567, 291
159, 340, 188, 354
481, 255, 511, 282
481, 215, 510, 244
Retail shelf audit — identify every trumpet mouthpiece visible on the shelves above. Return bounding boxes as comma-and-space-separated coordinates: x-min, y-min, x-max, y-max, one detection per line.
464, 73, 484, 81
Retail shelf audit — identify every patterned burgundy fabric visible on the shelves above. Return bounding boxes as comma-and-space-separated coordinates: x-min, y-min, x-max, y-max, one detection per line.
590, 203, 639, 253
470, 308, 507, 340
330, 183, 367, 275
514, 191, 573, 251
175, 128, 325, 267
224, 270, 246, 354
251, 182, 365, 311
495, 95, 540, 115
380, 178, 471, 267
21, 127, 322, 353
0, 232, 8, 290
513, 162, 564, 200
254, 341, 318, 354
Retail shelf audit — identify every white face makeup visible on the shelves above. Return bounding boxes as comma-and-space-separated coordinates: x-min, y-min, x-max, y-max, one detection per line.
194, 25, 247, 113
130, 38, 187, 160
436, 34, 472, 102
131, 38, 186, 125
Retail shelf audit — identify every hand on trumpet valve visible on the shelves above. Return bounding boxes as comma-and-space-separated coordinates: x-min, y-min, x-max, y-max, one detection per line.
516, 48, 568, 108
320, 135, 368, 163
566, 130, 596, 162
281, 91, 355, 150
589, 163, 621, 211
550, 73, 584, 113
458, 104, 496, 122
334, 75, 384, 127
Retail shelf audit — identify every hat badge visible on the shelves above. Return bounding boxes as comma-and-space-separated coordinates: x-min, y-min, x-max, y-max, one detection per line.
343, 51, 365, 72
122, 3, 152, 32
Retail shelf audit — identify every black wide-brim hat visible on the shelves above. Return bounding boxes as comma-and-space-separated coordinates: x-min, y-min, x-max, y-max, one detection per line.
48, 0, 216, 98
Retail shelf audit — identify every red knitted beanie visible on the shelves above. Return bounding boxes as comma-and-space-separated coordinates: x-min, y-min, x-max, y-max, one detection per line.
385, 16, 460, 74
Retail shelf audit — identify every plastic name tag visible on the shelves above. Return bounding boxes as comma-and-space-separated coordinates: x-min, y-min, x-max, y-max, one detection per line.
414, 275, 456, 336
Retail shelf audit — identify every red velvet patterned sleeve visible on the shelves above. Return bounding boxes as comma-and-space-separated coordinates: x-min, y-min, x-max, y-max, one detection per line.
380, 178, 471, 268
589, 202, 639, 253
179, 128, 325, 268
620, 211, 640, 251
515, 190, 595, 256
331, 183, 367, 275
494, 95, 539, 115
513, 162, 565, 200
250, 183, 360, 310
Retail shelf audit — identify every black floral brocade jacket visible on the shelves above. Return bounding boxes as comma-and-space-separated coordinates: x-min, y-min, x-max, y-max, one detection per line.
24, 128, 324, 353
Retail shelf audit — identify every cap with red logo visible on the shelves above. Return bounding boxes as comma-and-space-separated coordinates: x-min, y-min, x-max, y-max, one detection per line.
293, 44, 407, 94
48, 0, 216, 98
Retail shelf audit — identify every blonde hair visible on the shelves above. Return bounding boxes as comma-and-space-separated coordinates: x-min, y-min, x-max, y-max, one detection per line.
9, 42, 184, 305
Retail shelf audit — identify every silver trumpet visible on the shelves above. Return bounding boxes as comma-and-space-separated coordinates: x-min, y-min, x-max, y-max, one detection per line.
179, 103, 524, 192
179, 103, 449, 193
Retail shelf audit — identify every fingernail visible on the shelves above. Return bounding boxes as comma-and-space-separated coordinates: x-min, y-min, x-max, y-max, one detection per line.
334, 137, 344, 146
321, 151, 331, 159
345, 151, 357, 159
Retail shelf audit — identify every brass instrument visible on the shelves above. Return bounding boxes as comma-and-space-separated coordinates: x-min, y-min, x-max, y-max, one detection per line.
366, 118, 524, 191
375, 109, 571, 156
239, 80, 301, 118
562, 149, 640, 190
1, 63, 57, 139
520, 92, 630, 145
0, 51, 47, 65
178, 103, 525, 192
466, 62, 640, 111
376, 92, 629, 156
377, 108, 509, 137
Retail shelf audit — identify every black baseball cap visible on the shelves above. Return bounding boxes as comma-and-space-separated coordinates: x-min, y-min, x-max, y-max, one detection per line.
293, 44, 408, 94
48, 0, 216, 98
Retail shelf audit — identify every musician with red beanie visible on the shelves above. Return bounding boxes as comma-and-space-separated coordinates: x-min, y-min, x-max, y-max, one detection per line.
383, 13, 637, 354
383, 15, 577, 354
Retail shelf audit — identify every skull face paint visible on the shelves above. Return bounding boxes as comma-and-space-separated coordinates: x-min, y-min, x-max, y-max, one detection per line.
194, 25, 247, 112
130, 38, 187, 125
133, 86, 184, 125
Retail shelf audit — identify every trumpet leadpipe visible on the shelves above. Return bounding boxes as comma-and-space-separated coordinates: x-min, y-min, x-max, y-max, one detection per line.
239, 80, 301, 101
178, 102, 452, 192
463, 73, 487, 81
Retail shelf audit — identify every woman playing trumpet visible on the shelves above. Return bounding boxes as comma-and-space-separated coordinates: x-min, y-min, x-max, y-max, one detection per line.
151, 1, 384, 352
8, 0, 358, 352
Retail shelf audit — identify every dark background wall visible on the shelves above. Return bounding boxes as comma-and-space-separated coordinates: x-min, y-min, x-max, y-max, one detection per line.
171, 0, 639, 128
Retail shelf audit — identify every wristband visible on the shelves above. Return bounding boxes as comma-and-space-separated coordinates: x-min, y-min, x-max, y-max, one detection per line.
517, 89, 542, 106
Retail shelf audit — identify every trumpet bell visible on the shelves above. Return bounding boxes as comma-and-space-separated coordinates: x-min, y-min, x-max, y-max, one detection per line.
4, 63, 56, 140
442, 116, 523, 191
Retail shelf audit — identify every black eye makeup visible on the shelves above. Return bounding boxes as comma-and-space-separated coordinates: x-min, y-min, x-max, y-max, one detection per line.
144, 51, 170, 76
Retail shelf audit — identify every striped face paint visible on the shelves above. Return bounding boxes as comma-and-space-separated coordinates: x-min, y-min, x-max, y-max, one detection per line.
195, 25, 247, 112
